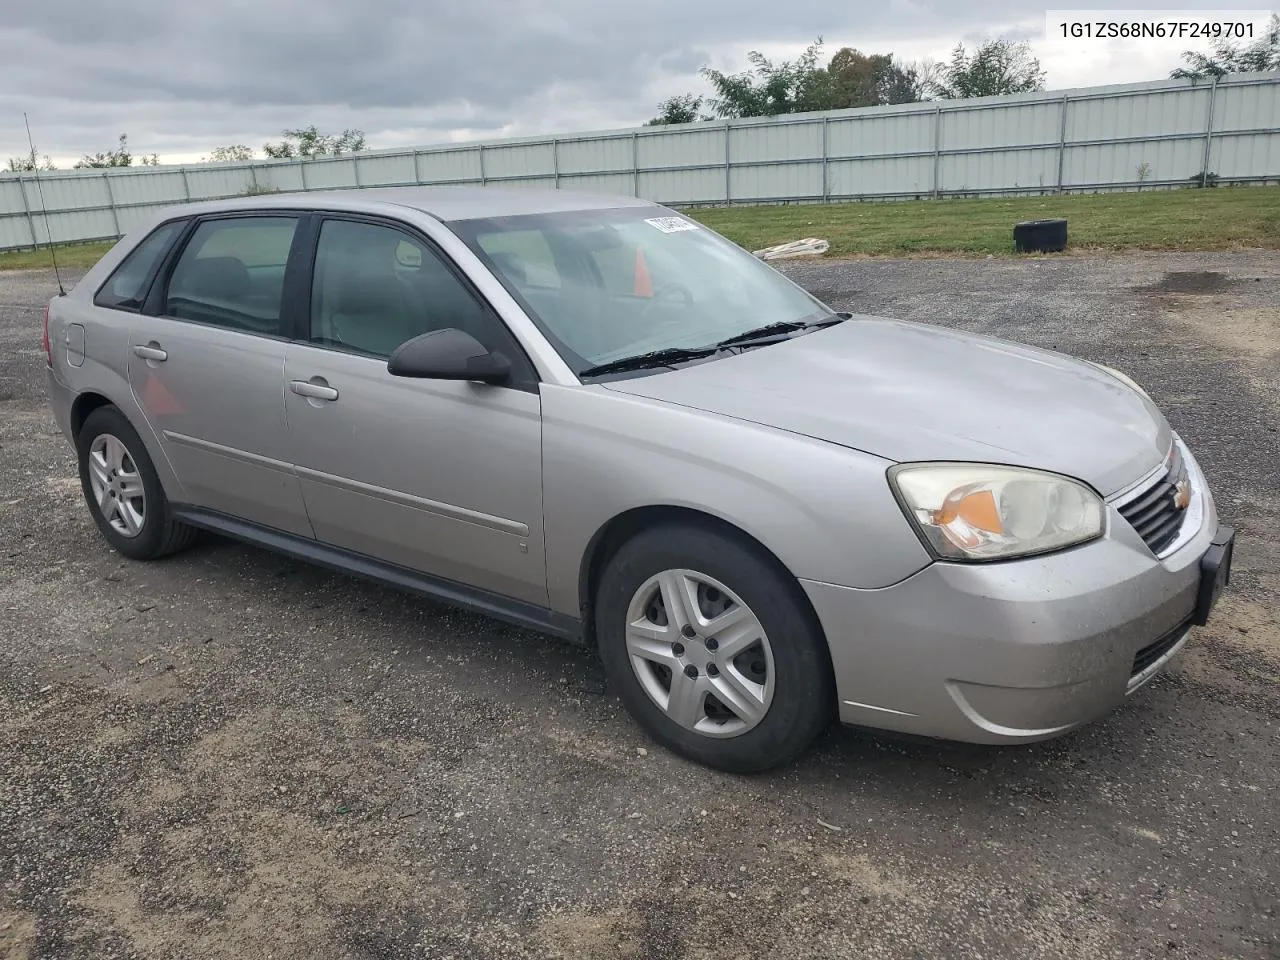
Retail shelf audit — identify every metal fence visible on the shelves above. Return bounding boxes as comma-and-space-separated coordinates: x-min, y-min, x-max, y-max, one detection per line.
3, 70, 1278, 251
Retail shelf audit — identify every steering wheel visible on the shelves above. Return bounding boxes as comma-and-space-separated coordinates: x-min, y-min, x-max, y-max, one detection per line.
636, 282, 695, 324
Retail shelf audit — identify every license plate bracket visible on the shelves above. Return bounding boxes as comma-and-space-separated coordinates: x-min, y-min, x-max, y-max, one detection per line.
1193, 525, 1234, 626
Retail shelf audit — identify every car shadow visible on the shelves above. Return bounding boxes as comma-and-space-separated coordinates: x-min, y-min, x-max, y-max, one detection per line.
155, 531, 1232, 823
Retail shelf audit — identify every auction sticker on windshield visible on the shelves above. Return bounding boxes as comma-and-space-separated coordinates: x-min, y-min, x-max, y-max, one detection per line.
645, 217, 699, 233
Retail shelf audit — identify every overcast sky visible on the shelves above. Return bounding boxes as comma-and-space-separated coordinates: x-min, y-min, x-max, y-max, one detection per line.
1, 0, 1271, 167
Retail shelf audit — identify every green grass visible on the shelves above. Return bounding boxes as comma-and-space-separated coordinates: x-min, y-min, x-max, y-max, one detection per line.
2, 185, 1277, 272
0, 240, 116, 272
687, 185, 1280, 257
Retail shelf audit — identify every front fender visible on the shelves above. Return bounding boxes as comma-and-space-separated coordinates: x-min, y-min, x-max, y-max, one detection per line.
540, 384, 933, 617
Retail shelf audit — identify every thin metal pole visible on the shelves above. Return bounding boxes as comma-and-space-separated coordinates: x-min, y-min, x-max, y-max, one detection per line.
1056, 93, 1069, 193
931, 105, 942, 199
724, 122, 732, 203
179, 166, 191, 200
478, 144, 486, 185
17, 174, 39, 248
249, 164, 260, 190
352, 156, 362, 187
1201, 77, 1219, 180
552, 138, 560, 188
413, 150, 424, 184
820, 117, 829, 203
299, 160, 309, 191
632, 132, 639, 196
102, 172, 121, 237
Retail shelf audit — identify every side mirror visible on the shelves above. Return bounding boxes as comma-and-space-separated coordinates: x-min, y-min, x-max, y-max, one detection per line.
387, 328, 511, 384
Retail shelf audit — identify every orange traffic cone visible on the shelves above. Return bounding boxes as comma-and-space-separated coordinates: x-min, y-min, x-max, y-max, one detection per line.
634, 247, 653, 298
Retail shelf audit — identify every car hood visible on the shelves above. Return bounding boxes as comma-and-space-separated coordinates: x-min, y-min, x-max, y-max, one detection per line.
603, 315, 1171, 497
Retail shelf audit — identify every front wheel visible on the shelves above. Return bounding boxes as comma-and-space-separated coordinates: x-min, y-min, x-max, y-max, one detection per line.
595, 524, 835, 773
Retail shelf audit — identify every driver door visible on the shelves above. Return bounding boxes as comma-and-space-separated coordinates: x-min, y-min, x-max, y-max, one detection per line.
284, 215, 548, 605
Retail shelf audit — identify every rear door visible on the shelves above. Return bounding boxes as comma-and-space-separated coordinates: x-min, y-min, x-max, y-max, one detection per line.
283, 215, 547, 604
127, 213, 312, 536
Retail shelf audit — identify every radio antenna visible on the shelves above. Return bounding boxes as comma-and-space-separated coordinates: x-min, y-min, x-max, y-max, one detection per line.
23, 112, 65, 296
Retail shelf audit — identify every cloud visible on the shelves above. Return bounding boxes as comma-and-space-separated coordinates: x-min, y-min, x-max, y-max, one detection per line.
0, 0, 1244, 166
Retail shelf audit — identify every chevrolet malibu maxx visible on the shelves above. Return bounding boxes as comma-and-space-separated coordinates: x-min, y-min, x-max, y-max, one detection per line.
44, 187, 1234, 772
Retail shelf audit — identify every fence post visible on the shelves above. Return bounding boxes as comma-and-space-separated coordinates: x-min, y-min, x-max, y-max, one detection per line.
1056, 93, 1070, 193
632, 132, 639, 197
179, 166, 191, 200
102, 171, 122, 238
413, 150, 424, 184
249, 163, 260, 191
1201, 76, 1219, 180
17, 175, 40, 249
352, 156, 362, 187
724, 122, 732, 204
478, 144, 486, 185
552, 138, 560, 189
299, 159, 309, 191
820, 117, 830, 203
931, 105, 942, 199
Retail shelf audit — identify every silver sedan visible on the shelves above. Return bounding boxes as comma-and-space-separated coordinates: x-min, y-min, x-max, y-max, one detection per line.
44, 186, 1234, 771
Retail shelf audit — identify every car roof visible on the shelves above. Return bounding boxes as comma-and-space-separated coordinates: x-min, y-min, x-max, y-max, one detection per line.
159, 185, 658, 223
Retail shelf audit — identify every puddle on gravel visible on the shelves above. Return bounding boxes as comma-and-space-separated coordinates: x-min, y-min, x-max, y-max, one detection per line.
1141, 270, 1237, 294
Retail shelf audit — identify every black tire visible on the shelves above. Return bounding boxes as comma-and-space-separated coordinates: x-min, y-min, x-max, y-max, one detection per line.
595, 523, 835, 773
1013, 218, 1068, 253
76, 405, 196, 561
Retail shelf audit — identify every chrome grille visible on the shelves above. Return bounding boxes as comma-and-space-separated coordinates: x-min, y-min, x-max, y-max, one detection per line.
1118, 445, 1190, 555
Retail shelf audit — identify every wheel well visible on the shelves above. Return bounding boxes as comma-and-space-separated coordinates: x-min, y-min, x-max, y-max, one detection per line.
70, 392, 114, 441
578, 505, 823, 649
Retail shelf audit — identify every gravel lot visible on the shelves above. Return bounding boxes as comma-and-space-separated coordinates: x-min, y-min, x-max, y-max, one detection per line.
1, 251, 1277, 960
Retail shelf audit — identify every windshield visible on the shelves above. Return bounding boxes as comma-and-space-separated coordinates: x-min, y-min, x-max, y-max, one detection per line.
448, 208, 834, 375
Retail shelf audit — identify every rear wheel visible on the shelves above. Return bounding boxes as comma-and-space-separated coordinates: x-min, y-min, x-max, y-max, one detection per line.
77, 405, 196, 561
595, 524, 834, 773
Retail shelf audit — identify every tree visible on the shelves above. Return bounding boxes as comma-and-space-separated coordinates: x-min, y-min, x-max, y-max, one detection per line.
826, 47, 929, 108
700, 38, 833, 118
646, 94, 712, 125
1171, 14, 1280, 79
927, 40, 1046, 99
649, 39, 928, 124
827, 48, 890, 108
74, 134, 134, 168
263, 126, 367, 159
7, 147, 56, 172
877, 60, 930, 105
204, 144, 255, 162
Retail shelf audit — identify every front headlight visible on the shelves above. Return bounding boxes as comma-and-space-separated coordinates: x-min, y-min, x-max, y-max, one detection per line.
888, 463, 1105, 561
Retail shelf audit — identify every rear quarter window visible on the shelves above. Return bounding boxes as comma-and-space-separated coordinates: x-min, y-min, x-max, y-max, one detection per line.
93, 221, 185, 311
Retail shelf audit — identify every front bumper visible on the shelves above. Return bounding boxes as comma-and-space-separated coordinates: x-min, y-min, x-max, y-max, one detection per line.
802, 457, 1228, 745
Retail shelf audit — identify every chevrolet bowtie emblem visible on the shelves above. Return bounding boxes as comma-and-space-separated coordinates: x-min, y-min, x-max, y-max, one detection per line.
1173, 479, 1191, 511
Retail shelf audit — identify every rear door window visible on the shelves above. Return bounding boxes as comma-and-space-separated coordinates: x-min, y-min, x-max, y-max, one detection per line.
163, 217, 298, 335
94, 221, 185, 311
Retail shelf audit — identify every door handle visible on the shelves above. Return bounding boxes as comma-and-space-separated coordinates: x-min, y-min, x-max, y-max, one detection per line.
289, 379, 339, 402
133, 344, 167, 362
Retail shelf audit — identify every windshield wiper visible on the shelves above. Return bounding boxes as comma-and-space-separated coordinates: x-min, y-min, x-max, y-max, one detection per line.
715, 314, 847, 350
578, 346, 722, 378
